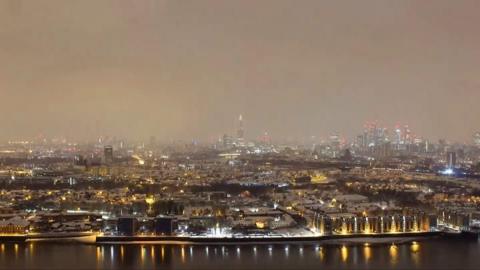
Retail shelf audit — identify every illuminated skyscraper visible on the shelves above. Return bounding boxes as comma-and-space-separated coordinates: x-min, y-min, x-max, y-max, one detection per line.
237, 114, 244, 140
236, 114, 245, 147
261, 131, 271, 144
330, 134, 340, 148
104, 145, 114, 164
403, 125, 411, 144
222, 134, 233, 149
446, 151, 456, 169
394, 125, 402, 144
363, 121, 376, 147
474, 132, 480, 147
355, 134, 365, 149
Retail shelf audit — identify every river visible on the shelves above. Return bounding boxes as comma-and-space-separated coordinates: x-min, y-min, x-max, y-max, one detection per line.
0, 238, 479, 269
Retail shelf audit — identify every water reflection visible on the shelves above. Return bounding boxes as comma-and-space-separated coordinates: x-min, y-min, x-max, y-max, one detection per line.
181, 246, 186, 263
96, 246, 103, 263
14, 243, 19, 257
0, 240, 474, 270
110, 246, 115, 262
411, 242, 420, 253
140, 245, 145, 262
363, 245, 372, 262
390, 244, 398, 265
319, 247, 325, 261
411, 242, 420, 266
341, 245, 348, 262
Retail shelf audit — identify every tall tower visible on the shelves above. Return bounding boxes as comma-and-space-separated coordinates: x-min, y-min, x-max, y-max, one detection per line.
237, 114, 244, 140
236, 114, 245, 147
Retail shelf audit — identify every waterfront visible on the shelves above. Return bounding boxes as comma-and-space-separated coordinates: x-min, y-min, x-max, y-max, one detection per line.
0, 239, 479, 270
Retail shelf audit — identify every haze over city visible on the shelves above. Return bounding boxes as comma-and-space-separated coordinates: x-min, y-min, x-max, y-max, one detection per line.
1, 0, 480, 142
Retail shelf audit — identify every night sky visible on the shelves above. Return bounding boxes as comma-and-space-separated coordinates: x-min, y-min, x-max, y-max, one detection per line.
1, 0, 479, 142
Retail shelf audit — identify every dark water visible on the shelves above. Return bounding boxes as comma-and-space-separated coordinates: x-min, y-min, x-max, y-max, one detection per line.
0, 239, 479, 270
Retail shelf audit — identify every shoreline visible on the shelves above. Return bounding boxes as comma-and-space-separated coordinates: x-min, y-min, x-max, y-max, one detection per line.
94, 231, 447, 245
1, 231, 476, 245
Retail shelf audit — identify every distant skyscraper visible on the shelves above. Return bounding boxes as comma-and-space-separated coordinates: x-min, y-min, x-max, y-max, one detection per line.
236, 114, 245, 147
222, 134, 233, 149
237, 114, 244, 140
261, 131, 271, 144
394, 125, 402, 144
329, 134, 340, 148
373, 142, 392, 159
104, 145, 114, 164
355, 134, 365, 149
474, 132, 480, 147
403, 125, 411, 144
365, 121, 376, 147
446, 151, 456, 169
361, 121, 373, 148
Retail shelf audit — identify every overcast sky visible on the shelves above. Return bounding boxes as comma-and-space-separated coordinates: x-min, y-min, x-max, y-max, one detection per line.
1, 0, 479, 143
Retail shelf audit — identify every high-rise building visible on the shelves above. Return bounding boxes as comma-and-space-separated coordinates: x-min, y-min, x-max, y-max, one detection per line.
474, 132, 480, 147
261, 131, 271, 144
222, 134, 233, 149
73, 155, 86, 166
236, 114, 245, 147
402, 125, 411, 145
364, 121, 376, 147
104, 145, 114, 164
373, 142, 392, 159
355, 134, 365, 149
424, 140, 430, 153
237, 114, 244, 140
329, 134, 340, 148
394, 126, 402, 146
446, 151, 456, 169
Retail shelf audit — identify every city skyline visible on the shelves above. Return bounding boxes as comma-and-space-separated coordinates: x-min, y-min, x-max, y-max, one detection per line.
1, 116, 478, 146
2, 0, 480, 142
